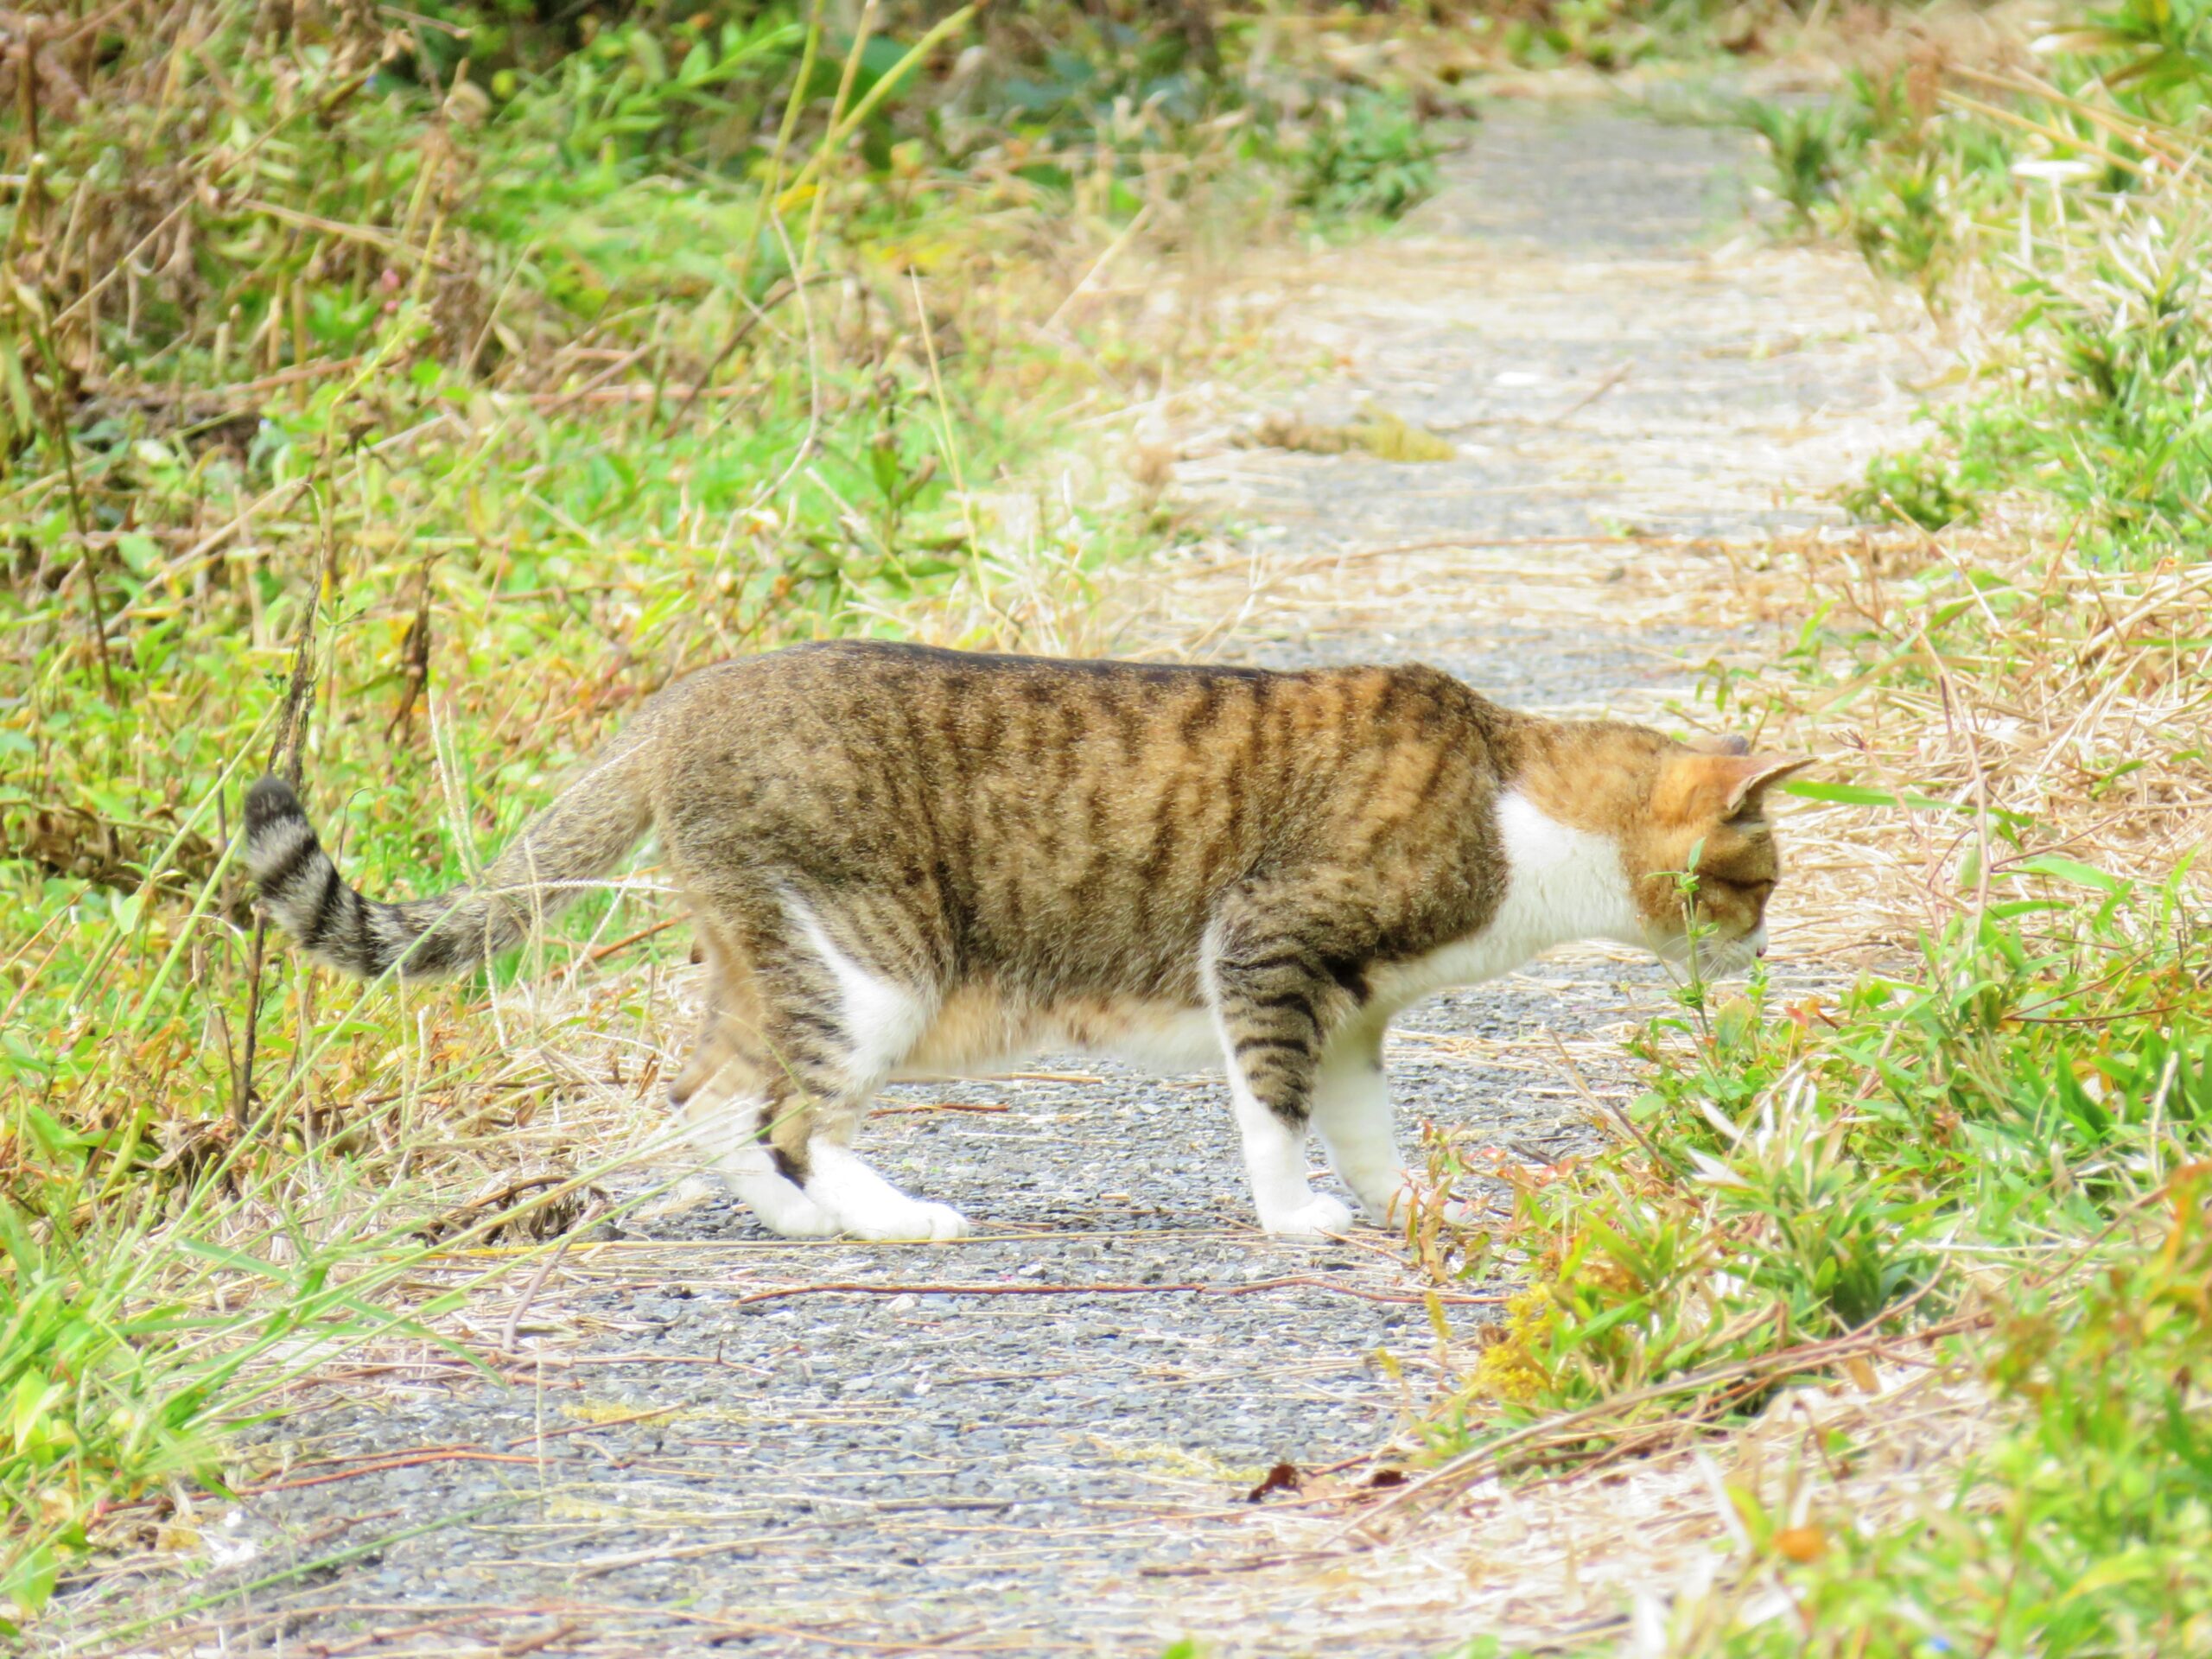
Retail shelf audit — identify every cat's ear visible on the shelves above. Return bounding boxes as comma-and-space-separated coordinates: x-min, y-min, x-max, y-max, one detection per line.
1723, 753, 1815, 817
1656, 752, 1814, 822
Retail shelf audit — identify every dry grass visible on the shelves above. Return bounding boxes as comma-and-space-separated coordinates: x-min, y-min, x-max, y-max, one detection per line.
1145, 1355, 2006, 1653
1687, 520, 2212, 957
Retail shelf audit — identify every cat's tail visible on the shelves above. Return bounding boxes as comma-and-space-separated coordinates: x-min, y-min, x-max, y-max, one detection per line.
244, 718, 659, 981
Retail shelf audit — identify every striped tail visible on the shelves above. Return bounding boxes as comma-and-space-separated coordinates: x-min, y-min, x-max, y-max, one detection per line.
243, 728, 658, 981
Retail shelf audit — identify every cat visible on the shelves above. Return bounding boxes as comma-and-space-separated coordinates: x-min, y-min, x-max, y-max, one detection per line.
245, 640, 1806, 1242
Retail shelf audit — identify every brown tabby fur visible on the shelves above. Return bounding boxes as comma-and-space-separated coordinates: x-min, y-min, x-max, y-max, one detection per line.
247, 641, 1801, 1204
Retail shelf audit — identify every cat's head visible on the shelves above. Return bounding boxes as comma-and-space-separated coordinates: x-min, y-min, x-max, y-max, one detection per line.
1624, 734, 1811, 974
1518, 726, 1812, 975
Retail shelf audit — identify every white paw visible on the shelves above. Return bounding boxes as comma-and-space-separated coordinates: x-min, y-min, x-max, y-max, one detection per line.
1259, 1192, 1356, 1238
747, 1185, 842, 1238
705, 1141, 842, 1237
799, 1144, 969, 1241
836, 1198, 971, 1243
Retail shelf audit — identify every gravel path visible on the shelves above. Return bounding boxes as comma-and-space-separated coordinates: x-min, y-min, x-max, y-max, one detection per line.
73, 103, 1926, 1657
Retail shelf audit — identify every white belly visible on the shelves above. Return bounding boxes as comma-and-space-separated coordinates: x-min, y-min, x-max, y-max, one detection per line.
890, 987, 1218, 1080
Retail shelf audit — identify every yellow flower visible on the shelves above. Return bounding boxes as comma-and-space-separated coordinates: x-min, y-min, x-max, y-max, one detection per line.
1472, 1286, 1555, 1404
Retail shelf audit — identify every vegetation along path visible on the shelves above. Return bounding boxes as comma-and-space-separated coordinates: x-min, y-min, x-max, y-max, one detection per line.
81, 100, 1931, 1656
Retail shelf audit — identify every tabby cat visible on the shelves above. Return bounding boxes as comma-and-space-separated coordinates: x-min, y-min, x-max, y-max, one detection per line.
246, 642, 1805, 1241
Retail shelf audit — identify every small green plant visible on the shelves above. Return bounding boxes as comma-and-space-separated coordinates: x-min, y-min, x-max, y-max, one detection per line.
1284, 89, 1446, 222
1843, 444, 1982, 529
1846, 147, 1959, 292
1740, 97, 1860, 227
1426, 844, 2211, 1450
0, 1216, 224, 1622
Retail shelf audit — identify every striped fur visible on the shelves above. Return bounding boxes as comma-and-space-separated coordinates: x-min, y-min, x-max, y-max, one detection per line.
248, 642, 1807, 1240
244, 719, 657, 980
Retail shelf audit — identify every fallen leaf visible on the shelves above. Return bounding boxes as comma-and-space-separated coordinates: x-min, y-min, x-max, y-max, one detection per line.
1776, 1525, 1828, 1563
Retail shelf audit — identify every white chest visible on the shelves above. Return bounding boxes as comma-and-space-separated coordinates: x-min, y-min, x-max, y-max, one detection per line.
1367, 788, 1639, 1015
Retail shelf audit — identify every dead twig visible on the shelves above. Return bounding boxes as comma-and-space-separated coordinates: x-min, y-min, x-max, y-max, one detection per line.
584, 915, 684, 964
1330, 1302, 1990, 1546
732, 1276, 1508, 1309
1543, 360, 1631, 425
236, 1448, 546, 1497
496, 1197, 607, 1353
868, 1101, 1012, 1116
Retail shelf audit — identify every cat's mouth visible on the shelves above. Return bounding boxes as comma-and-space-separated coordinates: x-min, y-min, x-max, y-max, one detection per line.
1699, 939, 1764, 978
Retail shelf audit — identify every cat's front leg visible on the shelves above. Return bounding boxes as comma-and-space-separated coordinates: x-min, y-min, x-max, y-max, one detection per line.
1224, 1072, 1353, 1237
1313, 1033, 1483, 1226
1311, 1027, 1413, 1223
675, 1086, 841, 1238
798, 1136, 971, 1242
1205, 918, 1357, 1239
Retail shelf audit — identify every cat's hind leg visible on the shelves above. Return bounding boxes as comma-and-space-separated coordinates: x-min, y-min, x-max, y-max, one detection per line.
756, 895, 969, 1242
670, 933, 837, 1237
